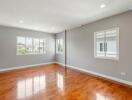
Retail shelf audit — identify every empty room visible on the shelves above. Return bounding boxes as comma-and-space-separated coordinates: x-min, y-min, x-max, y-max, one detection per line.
0, 0, 132, 100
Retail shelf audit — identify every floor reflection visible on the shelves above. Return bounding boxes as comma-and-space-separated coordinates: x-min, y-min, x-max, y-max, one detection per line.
17, 74, 46, 99
56, 72, 64, 92
96, 93, 109, 100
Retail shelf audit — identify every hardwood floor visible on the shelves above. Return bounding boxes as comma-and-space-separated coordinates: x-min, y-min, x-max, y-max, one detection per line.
0, 64, 132, 100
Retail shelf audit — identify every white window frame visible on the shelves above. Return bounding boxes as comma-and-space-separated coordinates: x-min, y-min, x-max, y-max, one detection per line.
94, 28, 119, 60
56, 39, 64, 54
17, 36, 46, 55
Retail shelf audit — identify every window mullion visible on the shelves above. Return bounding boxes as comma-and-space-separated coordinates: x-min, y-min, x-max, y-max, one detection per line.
25, 37, 27, 55
43, 40, 45, 54
32, 38, 34, 54
104, 31, 107, 57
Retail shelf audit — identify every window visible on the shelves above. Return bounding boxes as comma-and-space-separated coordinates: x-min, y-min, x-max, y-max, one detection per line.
17, 37, 46, 55
17, 37, 26, 55
39, 39, 46, 54
33, 38, 40, 54
94, 28, 119, 60
26, 37, 32, 54
56, 39, 64, 54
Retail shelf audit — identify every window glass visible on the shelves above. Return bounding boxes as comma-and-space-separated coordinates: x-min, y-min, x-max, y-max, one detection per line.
17, 37, 26, 55
33, 38, 40, 54
26, 38, 32, 54
94, 28, 119, 60
17, 37, 46, 55
56, 39, 63, 54
106, 30, 117, 57
39, 39, 45, 54
95, 32, 105, 57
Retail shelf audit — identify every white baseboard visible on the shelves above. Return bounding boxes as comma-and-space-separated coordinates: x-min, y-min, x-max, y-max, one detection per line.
1, 62, 131, 86
0, 62, 55, 72
56, 62, 66, 66
56, 62, 132, 86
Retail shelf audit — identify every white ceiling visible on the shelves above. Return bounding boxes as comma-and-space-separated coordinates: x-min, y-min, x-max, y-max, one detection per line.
0, 0, 132, 33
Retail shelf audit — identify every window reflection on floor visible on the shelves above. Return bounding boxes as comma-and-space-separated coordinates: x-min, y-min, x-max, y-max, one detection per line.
56, 72, 64, 92
17, 74, 46, 99
96, 93, 109, 100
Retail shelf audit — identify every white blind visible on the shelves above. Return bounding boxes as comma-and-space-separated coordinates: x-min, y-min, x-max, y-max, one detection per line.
94, 28, 119, 60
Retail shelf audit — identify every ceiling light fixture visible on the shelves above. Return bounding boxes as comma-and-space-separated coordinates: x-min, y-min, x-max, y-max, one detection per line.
19, 20, 24, 24
100, 4, 106, 8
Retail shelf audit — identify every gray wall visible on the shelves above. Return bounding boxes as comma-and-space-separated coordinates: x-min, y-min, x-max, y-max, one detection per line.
0, 10, 132, 82
55, 32, 65, 64
0, 26, 55, 69
57, 11, 132, 82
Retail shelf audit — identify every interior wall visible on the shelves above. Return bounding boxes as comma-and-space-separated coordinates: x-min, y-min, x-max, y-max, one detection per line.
56, 10, 132, 82
0, 26, 55, 70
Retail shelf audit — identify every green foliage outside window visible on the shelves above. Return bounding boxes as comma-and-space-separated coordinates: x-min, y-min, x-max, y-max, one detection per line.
17, 48, 28, 55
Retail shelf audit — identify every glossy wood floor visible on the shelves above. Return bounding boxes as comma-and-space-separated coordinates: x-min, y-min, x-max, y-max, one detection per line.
0, 64, 132, 100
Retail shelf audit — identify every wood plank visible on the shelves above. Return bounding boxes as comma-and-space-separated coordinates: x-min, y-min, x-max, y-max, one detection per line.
0, 64, 131, 100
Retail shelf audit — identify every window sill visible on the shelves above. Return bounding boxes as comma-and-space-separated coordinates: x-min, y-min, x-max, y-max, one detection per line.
94, 56, 119, 61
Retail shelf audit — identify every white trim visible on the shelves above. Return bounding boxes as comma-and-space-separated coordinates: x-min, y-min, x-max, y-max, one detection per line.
1, 62, 131, 86
17, 36, 46, 56
56, 62, 132, 86
56, 62, 66, 66
0, 62, 55, 72
94, 27, 119, 60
